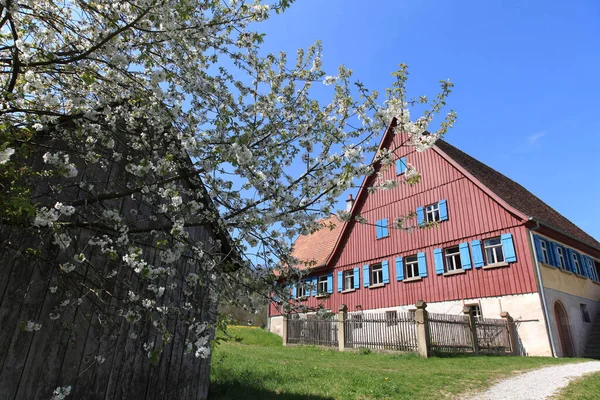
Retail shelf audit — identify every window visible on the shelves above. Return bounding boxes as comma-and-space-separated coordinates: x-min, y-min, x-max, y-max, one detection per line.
396, 157, 407, 175
571, 252, 582, 275
376, 219, 389, 239
371, 263, 383, 285
444, 246, 462, 272
343, 270, 354, 291
297, 284, 307, 298
484, 237, 504, 264
581, 304, 591, 323
318, 275, 328, 295
556, 247, 567, 269
385, 310, 398, 327
540, 240, 549, 263
405, 255, 419, 279
467, 304, 482, 321
351, 314, 363, 329
425, 203, 440, 223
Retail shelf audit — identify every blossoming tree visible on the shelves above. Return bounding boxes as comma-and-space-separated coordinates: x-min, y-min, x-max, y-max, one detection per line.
0, 0, 455, 398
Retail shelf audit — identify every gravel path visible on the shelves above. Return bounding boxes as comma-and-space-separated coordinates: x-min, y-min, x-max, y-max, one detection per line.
462, 361, 600, 400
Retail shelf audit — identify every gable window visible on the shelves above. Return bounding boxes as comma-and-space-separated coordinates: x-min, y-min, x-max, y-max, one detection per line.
375, 219, 389, 239
484, 237, 504, 264
581, 303, 591, 323
425, 203, 440, 223
343, 270, 355, 290
396, 157, 407, 175
444, 246, 462, 272
540, 240, 549, 264
417, 199, 448, 225
318, 275, 328, 295
556, 247, 567, 269
405, 255, 419, 279
385, 310, 398, 327
371, 263, 383, 285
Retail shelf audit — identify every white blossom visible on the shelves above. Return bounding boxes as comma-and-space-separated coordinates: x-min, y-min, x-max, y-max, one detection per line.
0, 148, 15, 164
51, 385, 71, 400
23, 320, 42, 332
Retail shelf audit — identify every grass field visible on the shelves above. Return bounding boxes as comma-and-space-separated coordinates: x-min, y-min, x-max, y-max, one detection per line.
553, 371, 600, 400
209, 326, 581, 399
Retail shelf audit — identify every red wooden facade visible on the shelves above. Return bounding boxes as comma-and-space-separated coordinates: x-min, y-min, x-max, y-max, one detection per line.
270, 128, 541, 316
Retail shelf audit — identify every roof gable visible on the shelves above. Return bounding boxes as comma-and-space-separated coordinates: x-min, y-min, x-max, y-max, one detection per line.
435, 140, 600, 250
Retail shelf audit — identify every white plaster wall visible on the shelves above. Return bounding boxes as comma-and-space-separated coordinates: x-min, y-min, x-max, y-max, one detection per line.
268, 293, 553, 356
543, 287, 600, 357
269, 315, 284, 336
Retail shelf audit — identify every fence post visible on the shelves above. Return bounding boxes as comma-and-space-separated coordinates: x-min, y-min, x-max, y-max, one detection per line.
415, 300, 431, 358
338, 304, 347, 352
500, 311, 519, 355
463, 306, 480, 355
282, 314, 288, 347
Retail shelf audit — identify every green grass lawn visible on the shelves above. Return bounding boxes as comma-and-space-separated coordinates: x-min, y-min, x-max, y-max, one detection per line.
553, 371, 600, 400
209, 326, 582, 400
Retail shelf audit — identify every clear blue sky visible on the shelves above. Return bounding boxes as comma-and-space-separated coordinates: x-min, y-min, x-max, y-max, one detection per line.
258, 0, 600, 241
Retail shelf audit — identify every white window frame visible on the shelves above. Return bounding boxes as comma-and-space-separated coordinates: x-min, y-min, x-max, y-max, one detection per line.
425, 203, 440, 223
540, 240, 549, 263
343, 269, 354, 291
556, 247, 567, 269
297, 285, 306, 298
405, 255, 419, 279
444, 246, 462, 272
484, 237, 504, 264
467, 304, 483, 322
318, 275, 328, 294
371, 263, 383, 285
571, 252, 581, 275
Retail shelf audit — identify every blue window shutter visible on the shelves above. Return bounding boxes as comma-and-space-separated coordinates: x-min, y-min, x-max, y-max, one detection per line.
545, 239, 556, 266
292, 285, 297, 298
533, 235, 544, 263
382, 260, 390, 284
327, 273, 333, 293
501, 233, 517, 263
434, 248, 444, 275
470, 240, 484, 268
417, 252, 428, 277
550, 242, 560, 268
459, 242, 472, 270
381, 218, 389, 238
337, 271, 343, 292
439, 199, 448, 221
577, 253, 587, 277
396, 257, 404, 281
375, 220, 381, 239
311, 276, 317, 296
363, 265, 370, 287
353, 267, 360, 289
396, 157, 407, 175
565, 248, 575, 273
416, 207, 425, 226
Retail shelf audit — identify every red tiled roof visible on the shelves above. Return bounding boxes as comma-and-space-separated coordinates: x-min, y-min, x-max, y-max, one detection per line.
436, 140, 600, 250
290, 216, 344, 270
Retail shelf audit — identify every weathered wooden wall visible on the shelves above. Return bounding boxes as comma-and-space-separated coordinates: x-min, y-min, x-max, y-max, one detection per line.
0, 139, 221, 399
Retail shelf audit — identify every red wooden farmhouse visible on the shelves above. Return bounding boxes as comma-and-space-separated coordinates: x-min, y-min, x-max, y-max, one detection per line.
268, 118, 600, 357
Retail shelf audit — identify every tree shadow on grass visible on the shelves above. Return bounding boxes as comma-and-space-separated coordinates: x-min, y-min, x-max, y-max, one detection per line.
209, 381, 334, 400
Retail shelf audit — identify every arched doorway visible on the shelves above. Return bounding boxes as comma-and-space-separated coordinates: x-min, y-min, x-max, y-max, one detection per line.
554, 301, 574, 357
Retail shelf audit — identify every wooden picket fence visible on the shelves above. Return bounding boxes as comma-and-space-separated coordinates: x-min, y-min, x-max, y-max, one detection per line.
283, 302, 516, 357
343, 312, 418, 352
